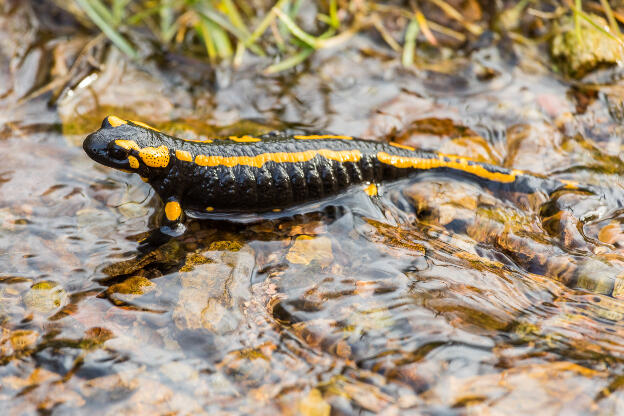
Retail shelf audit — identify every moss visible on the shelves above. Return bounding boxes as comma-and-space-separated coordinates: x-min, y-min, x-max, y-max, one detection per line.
551, 14, 623, 79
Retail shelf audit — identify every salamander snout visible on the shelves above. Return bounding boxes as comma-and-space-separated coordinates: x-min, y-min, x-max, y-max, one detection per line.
83, 130, 107, 161
83, 128, 132, 170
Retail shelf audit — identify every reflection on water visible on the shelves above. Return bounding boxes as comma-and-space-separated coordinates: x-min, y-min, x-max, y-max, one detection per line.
3, 2, 624, 415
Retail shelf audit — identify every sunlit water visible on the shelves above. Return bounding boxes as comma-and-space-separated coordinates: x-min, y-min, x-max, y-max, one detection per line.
3, 3, 624, 415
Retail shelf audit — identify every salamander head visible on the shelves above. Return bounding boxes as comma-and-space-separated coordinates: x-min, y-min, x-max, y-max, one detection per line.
83, 116, 171, 176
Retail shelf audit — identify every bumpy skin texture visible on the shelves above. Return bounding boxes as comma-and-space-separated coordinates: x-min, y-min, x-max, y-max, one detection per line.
83, 116, 575, 220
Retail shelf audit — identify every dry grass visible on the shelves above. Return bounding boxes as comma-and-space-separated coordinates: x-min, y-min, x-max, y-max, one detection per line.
59, 0, 622, 72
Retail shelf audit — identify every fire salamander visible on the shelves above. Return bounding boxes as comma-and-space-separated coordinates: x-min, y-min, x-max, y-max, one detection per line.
83, 115, 580, 238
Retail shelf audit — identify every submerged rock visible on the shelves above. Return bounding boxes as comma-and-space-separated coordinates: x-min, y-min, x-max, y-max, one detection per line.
575, 258, 619, 295
299, 389, 331, 416
286, 235, 333, 267
22, 281, 68, 314
102, 240, 184, 277
173, 242, 254, 333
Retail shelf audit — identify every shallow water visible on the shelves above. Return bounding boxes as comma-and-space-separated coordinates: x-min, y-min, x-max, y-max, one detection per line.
3, 2, 624, 415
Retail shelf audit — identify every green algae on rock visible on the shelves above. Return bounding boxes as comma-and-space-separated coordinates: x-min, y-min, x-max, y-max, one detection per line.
22, 281, 68, 314
551, 14, 624, 79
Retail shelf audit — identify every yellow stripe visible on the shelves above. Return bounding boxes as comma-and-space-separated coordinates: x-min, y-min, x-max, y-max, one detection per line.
194, 149, 361, 168
229, 135, 261, 143
389, 142, 416, 151
115, 139, 140, 151
293, 135, 353, 140
107, 115, 127, 127
175, 149, 193, 162
376, 151, 517, 183
182, 138, 213, 143
130, 120, 161, 132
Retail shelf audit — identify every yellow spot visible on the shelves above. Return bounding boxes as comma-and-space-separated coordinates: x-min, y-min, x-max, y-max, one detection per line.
194, 149, 361, 168
140, 176, 149, 182
120, 169, 133, 173
164, 201, 182, 222
175, 149, 193, 162
206, 207, 214, 212
130, 120, 160, 132
272, 208, 282, 212
128, 156, 139, 169
107, 115, 127, 127
229, 135, 261, 143
115, 139, 140, 151
294, 134, 352, 140
560, 179, 580, 190
139, 146, 170, 168
183, 138, 213, 143
364, 183, 378, 196
377, 151, 517, 183
389, 142, 416, 151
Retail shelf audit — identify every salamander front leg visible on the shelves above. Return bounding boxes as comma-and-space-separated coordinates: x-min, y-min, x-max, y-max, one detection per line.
137, 197, 187, 251
161, 198, 187, 237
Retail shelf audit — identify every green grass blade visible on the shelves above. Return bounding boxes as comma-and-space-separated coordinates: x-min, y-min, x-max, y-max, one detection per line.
207, 18, 233, 58
600, 0, 621, 36
574, 0, 582, 43
83, 0, 114, 25
233, 41, 245, 66
194, 5, 246, 38
371, 14, 400, 51
274, 8, 318, 48
246, 9, 277, 45
221, 0, 249, 36
290, 0, 304, 17
328, 0, 339, 28
196, 19, 217, 60
283, 0, 303, 35
74, 0, 138, 58
402, 18, 419, 67
245, 0, 289, 46
277, 0, 291, 40
264, 47, 314, 74
159, 0, 175, 41
112, 0, 130, 25
569, 3, 624, 43
127, 5, 162, 25
317, 0, 339, 30
194, 4, 264, 56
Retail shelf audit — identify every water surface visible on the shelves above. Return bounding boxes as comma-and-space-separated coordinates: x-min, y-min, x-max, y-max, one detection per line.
2, 2, 624, 414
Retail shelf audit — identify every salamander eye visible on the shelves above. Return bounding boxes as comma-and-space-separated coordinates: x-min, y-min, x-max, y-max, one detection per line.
108, 145, 128, 160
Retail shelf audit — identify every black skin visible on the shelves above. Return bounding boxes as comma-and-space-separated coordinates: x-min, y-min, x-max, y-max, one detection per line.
83, 116, 579, 247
